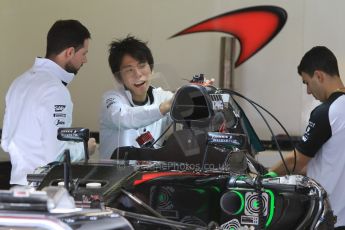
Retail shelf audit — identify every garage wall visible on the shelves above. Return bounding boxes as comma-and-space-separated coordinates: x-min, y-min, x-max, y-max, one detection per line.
0, 0, 344, 140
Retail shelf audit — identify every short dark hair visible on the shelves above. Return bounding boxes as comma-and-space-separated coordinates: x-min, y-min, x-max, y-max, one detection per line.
108, 36, 154, 81
297, 46, 339, 77
45, 20, 91, 58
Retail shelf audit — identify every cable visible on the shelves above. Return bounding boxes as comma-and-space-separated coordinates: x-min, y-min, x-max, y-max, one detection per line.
230, 89, 297, 173
229, 90, 289, 174
225, 90, 297, 173
220, 89, 293, 175
201, 143, 210, 172
148, 121, 174, 148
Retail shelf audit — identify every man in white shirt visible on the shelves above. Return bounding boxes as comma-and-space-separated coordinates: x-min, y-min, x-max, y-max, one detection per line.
99, 36, 174, 159
1, 20, 96, 185
271, 46, 345, 228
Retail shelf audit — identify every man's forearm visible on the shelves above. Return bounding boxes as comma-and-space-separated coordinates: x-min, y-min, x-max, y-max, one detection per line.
271, 150, 309, 176
271, 154, 296, 175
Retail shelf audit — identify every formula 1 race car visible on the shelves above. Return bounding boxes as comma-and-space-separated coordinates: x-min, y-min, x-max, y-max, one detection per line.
0, 78, 336, 229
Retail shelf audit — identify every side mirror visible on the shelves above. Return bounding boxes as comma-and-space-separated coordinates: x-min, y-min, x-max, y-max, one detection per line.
57, 128, 90, 161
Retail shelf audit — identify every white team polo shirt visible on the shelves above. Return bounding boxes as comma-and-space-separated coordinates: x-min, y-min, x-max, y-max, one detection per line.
1, 58, 84, 185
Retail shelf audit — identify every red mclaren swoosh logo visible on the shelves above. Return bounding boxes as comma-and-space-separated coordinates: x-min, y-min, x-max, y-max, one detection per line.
170, 6, 287, 67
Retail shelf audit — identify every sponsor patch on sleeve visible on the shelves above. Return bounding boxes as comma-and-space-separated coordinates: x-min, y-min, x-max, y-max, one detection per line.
53, 113, 66, 118
106, 98, 116, 109
302, 121, 315, 142
54, 105, 66, 112
55, 119, 66, 126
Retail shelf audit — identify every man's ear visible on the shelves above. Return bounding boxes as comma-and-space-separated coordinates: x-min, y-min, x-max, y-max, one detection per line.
65, 47, 75, 59
314, 70, 325, 83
